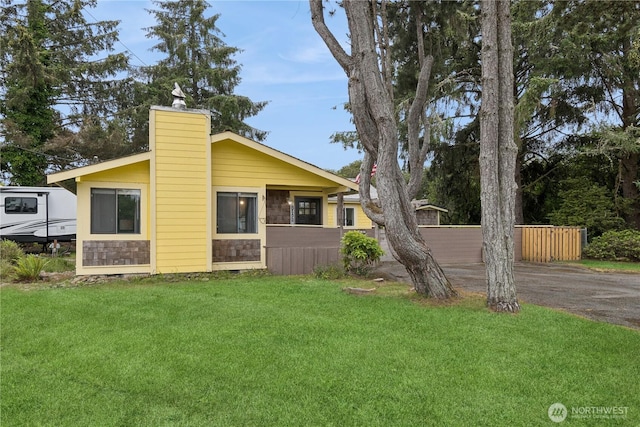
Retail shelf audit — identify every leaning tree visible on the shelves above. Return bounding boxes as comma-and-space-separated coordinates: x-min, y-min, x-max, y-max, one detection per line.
310, 0, 456, 298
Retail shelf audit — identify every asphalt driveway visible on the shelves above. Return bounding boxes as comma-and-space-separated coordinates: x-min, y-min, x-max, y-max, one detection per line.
372, 261, 640, 330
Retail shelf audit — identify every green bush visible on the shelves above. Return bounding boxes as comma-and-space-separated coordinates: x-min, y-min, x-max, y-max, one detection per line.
583, 229, 640, 261
14, 255, 49, 282
0, 240, 24, 264
312, 263, 346, 280
548, 179, 625, 238
340, 231, 384, 276
0, 259, 15, 280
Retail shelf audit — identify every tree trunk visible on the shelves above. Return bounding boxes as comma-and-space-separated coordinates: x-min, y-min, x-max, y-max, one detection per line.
310, 0, 456, 299
375, 135, 456, 299
480, 0, 520, 313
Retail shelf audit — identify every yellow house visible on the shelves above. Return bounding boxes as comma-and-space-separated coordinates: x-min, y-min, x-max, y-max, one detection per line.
47, 106, 364, 276
328, 188, 376, 229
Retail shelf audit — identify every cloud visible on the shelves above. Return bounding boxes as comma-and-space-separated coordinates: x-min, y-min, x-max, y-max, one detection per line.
278, 41, 334, 64
240, 62, 345, 86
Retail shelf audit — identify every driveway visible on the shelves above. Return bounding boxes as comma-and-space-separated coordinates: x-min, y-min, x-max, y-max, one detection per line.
372, 261, 640, 330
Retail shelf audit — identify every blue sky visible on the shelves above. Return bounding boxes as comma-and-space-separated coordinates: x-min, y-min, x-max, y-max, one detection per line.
89, 0, 361, 172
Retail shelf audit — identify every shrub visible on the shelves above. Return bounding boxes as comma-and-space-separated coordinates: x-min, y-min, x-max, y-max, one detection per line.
548, 179, 625, 238
312, 263, 346, 280
0, 259, 15, 280
14, 255, 49, 282
583, 229, 640, 262
341, 231, 384, 276
0, 240, 24, 264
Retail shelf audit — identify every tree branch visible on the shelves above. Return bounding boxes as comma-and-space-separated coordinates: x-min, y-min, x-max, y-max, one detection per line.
358, 151, 385, 226
309, 0, 351, 73
374, 0, 393, 99
406, 38, 434, 199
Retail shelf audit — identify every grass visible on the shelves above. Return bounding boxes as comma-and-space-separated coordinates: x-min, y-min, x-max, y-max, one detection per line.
565, 259, 640, 272
41, 255, 75, 273
1, 275, 639, 426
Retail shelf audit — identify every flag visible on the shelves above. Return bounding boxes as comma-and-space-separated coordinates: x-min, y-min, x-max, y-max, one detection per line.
355, 163, 377, 184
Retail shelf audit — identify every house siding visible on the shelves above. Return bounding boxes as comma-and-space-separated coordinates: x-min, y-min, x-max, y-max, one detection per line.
211, 140, 338, 188
48, 109, 360, 277
81, 162, 151, 184
416, 209, 440, 225
151, 108, 211, 273
74, 161, 151, 276
209, 137, 351, 270
328, 201, 373, 229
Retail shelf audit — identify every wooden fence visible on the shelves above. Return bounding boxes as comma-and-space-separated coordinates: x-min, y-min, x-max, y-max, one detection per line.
265, 226, 374, 275
520, 226, 582, 262
266, 247, 340, 275
264, 225, 582, 275
415, 226, 523, 264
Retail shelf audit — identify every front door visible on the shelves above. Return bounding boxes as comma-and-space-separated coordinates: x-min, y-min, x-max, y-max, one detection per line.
295, 197, 321, 225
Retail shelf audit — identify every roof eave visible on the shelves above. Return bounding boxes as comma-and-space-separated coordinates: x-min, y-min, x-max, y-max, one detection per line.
47, 152, 152, 184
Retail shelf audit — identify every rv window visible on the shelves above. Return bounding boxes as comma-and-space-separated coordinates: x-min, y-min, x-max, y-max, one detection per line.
216, 192, 257, 234
4, 197, 38, 214
91, 188, 140, 234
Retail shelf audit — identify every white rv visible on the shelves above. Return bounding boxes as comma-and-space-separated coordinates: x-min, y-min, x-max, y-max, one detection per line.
0, 186, 77, 243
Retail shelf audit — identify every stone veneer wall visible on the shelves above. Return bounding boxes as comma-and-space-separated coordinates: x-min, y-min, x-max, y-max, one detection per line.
213, 239, 261, 263
83, 240, 150, 266
266, 189, 290, 224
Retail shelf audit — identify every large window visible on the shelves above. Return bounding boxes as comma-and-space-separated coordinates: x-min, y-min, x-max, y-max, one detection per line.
295, 197, 321, 225
91, 189, 140, 234
217, 192, 257, 233
4, 197, 37, 214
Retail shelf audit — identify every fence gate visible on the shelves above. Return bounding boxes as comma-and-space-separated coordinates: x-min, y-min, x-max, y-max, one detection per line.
521, 226, 582, 262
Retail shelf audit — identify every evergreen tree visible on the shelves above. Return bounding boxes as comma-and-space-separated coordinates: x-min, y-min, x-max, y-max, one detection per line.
546, 0, 640, 228
548, 178, 625, 238
137, 0, 267, 144
0, 0, 129, 184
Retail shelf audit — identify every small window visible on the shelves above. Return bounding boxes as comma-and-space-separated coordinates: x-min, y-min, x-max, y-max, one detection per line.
343, 207, 355, 227
4, 197, 38, 214
217, 192, 257, 233
91, 188, 140, 234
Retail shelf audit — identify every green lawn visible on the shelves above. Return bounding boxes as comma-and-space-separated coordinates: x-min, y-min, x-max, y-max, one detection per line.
1, 275, 639, 426
566, 259, 640, 272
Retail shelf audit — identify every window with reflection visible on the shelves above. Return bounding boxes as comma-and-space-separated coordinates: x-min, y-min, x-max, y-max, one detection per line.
217, 192, 257, 233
